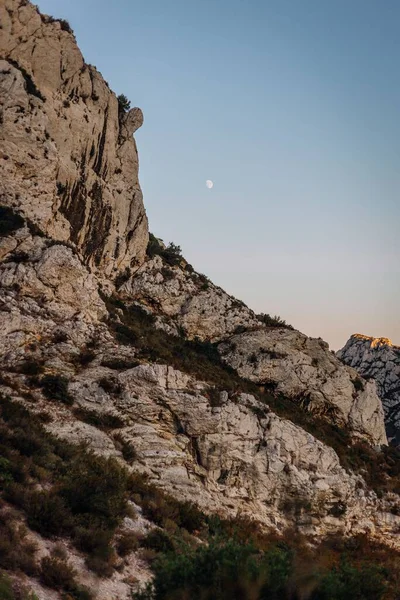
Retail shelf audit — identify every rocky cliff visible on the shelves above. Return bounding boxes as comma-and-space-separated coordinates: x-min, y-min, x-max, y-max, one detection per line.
338, 334, 400, 446
0, 2, 399, 599
0, 0, 148, 276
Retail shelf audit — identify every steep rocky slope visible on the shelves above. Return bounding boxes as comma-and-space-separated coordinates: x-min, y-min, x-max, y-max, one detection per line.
123, 252, 387, 446
338, 334, 400, 446
1, 2, 400, 599
1, 221, 400, 599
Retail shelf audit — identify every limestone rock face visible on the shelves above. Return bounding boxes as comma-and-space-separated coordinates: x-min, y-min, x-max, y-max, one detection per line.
0, 4, 398, 593
219, 329, 388, 446
122, 256, 260, 339
62, 362, 399, 547
0, 0, 148, 277
0, 231, 106, 323
338, 334, 400, 445
124, 258, 387, 446
0, 229, 398, 552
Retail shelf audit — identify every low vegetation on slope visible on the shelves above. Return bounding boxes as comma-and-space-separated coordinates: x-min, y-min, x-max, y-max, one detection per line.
1, 395, 399, 599
104, 295, 400, 497
144, 233, 294, 329
133, 532, 395, 600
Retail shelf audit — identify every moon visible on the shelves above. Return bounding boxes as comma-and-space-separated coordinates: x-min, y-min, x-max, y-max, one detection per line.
206, 180, 214, 189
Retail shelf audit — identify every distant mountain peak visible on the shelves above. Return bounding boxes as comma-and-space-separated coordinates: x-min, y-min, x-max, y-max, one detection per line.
338, 334, 400, 446
350, 334, 397, 349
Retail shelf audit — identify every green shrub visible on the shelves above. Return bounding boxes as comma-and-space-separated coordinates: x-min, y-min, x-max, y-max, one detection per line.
0, 513, 38, 575
117, 94, 131, 113
59, 19, 73, 33
134, 537, 293, 600
162, 243, 182, 266
142, 529, 173, 553
114, 433, 137, 463
40, 14, 74, 35
73, 406, 124, 430
39, 374, 73, 405
0, 574, 14, 600
0, 206, 25, 237
133, 534, 393, 600
146, 233, 165, 259
353, 378, 364, 392
75, 350, 96, 366
0, 395, 130, 576
0, 574, 38, 600
129, 472, 205, 534
256, 313, 293, 329
20, 489, 72, 537
207, 387, 224, 407
40, 552, 93, 598
61, 453, 129, 528
40, 555, 77, 589
115, 267, 132, 288
146, 234, 183, 266
74, 527, 115, 576
0, 458, 13, 487
311, 559, 387, 600
18, 360, 44, 376
106, 298, 240, 391
161, 266, 175, 281
116, 531, 141, 556
98, 376, 122, 395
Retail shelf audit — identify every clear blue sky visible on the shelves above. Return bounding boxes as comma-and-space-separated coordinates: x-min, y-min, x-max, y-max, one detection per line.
37, 0, 400, 349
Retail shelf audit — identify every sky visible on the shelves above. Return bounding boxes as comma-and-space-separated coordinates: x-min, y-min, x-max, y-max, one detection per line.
37, 0, 400, 350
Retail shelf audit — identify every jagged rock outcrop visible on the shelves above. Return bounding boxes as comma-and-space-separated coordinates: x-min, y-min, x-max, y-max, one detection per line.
123, 255, 260, 339
338, 334, 400, 446
48, 362, 400, 544
219, 329, 388, 446
124, 257, 387, 446
0, 0, 148, 276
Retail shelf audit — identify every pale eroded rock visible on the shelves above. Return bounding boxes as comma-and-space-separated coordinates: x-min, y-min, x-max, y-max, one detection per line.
338, 334, 400, 445
123, 257, 387, 446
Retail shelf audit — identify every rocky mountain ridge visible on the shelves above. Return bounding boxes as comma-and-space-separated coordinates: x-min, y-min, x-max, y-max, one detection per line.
338, 334, 400, 446
0, 2, 399, 599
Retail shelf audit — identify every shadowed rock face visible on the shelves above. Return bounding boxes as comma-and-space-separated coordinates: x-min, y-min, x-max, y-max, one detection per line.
338, 334, 400, 446
0, 0, 148, 277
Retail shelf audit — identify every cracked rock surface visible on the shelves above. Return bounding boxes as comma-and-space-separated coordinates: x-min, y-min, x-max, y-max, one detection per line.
124, 257, 387, 446
338, 334, 400, 446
